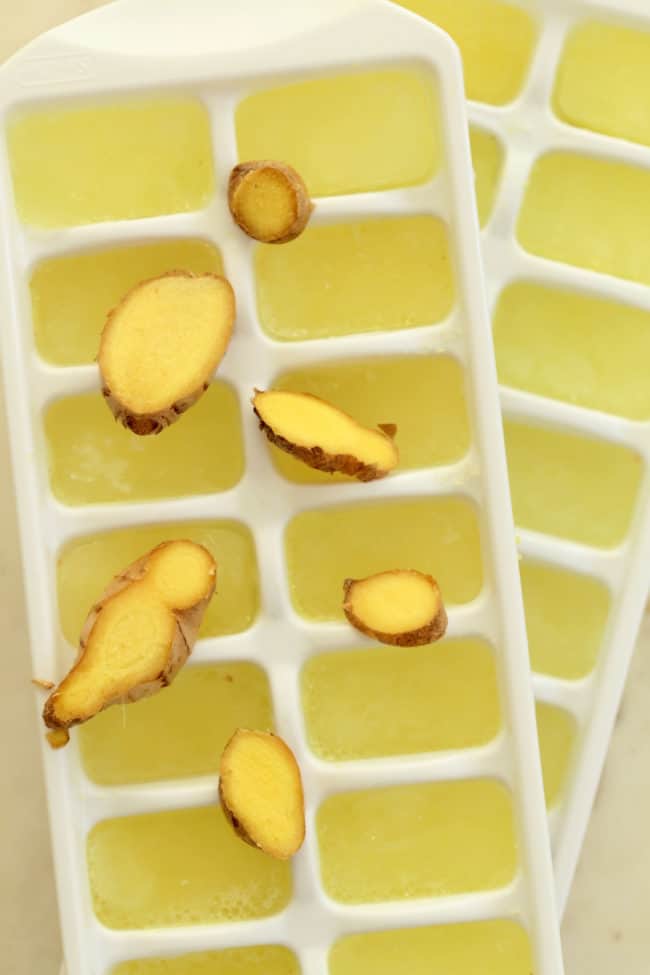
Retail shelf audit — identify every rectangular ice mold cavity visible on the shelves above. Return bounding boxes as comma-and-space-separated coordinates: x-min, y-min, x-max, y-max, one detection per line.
393, 0, 650, 915
0, 2, 563, 974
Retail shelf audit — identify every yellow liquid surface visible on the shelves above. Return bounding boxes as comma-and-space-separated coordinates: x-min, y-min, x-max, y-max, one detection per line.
470, 127, 504, 227
87, 805, 291, 929
112, 946, 300, 975
521, 559, 610, 679
330, 919, 532, 975
237, 68, 439, 196
302, 638, 499, 760
80, 662, 273, 786
317, 779, 516, 902
394, 0, 537, 105
554, 21, 650, 148
518, 152, 650, 285
537, 702, 576, 809
494, 281, 650, 420
58, 520, 258, 645
286, 497, 482, 620
256, 215, 453, 341
31, 239, 223, 366
504, 420, 642, 548
7, 97, 214, 227
45, 384, 243, 506
269, 356, 469, 483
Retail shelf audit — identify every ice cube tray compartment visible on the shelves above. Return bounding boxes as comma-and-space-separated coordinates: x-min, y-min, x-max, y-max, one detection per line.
0, 3, 562, 975
393, 0, 650, 915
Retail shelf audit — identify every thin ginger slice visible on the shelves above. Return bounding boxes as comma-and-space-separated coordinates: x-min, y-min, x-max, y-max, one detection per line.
43, 540, 216, 746
253, 388, 398, 481
228, 160, 313, 243
99, 271, 235, 435
343, 569, 447, 646
219, 729, 305, 859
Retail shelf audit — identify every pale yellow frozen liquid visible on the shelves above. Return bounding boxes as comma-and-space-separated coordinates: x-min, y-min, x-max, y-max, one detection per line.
268, 355, 469, 483
504, 420, 642, 547
494, 282, 650, 420
330, 919, 533, 975
57, 521, 259, 645
8, 96, 214, 227
554, 21, 650, 147
236, 68, 440, 196
256, 215, 453, 341
87, 806, 291, 929
394, 0, 537, 105
518, 152, 650, 285
112, 946, 300, 975
317, 779, 516, 902
470, 127, 504, 226
286, 497, 483, 621
45, 383, 243, 505
79, 662, 273, 786
302, 638, 499, 760
537, 702, 576, 809
31, 238, 223, 366
521, 559, 610, 679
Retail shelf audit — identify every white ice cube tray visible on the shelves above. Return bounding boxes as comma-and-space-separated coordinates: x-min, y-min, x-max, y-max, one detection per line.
415, 0, 650, 915
0, 2, 563, 974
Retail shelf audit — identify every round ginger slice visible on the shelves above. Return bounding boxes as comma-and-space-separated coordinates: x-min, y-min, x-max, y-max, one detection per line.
343, 569, 447, 646
99, 271, 235, 435
228, 161, 313, 243
219, 729, 305, 859
253, 388, 398, 481
42, 540, 216, 745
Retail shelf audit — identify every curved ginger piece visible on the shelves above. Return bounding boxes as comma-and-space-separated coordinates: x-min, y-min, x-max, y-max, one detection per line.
253, 388, 398, 481
220, 729, 305, 859
343, 569, 447, 646
228, 161, 313, 243
99, 271, 235, 435
43, 540, 216, 746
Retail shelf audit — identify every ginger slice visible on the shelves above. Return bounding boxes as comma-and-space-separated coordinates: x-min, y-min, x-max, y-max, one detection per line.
252, 388, 398, 481
43, 540, 216, 746
228, 161, 313, 243
99, 271, 235, 435
219, 729, 305, 859
343, 569, 447, 646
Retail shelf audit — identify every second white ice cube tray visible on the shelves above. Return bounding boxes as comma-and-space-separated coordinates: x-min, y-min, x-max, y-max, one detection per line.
395, 0, 650, 914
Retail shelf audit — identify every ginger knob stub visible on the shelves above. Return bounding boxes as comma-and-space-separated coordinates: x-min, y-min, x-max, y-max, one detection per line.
219, 729, 305, 859
252, 388, 398, 481
43, 540, 216, 746
99, 271, 235, 436
228, 161, 313, 243
343, 569, 447, 646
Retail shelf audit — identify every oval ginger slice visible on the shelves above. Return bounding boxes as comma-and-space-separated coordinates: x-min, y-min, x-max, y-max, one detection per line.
220, 729, 305, 859
253, 388, 398, 481
43, 540, 216, 746
228, 160, 313, 243
343, 569, 447, 646
99, 271, 235, 435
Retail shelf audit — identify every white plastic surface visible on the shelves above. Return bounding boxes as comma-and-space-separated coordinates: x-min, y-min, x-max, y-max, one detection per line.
0, 2, 563, 974
415, 0, 650, 916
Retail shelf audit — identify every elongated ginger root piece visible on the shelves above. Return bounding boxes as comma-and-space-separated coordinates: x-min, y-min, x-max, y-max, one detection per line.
43, 540, 216, 746
343, 569, 447, 646
228, 161, 313, 243
99, 271, 235, 435
220, 729, 305, 859
253, 388, 398, 481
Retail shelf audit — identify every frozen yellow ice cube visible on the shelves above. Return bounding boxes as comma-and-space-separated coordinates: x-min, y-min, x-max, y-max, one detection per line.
236, 68, 439, 195
8, 97, 214, 227
537, 702, 576, 808
256, 215, 453, 341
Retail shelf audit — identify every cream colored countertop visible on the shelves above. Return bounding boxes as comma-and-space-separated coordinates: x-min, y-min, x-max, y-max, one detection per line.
1, 3, 649, 972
